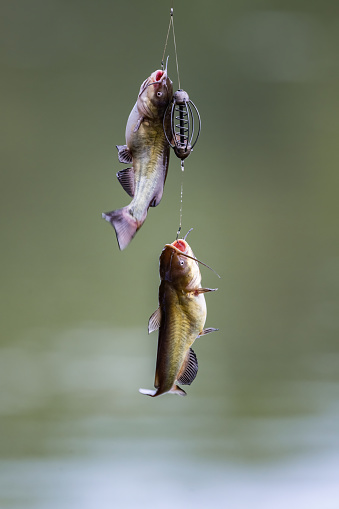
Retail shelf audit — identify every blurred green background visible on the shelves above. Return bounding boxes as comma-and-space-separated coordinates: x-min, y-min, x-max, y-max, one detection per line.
1, 0, 339, 507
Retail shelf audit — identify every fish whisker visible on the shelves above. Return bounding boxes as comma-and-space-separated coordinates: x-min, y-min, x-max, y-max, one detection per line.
164, 244, 221, 279
183, 228, 193, 240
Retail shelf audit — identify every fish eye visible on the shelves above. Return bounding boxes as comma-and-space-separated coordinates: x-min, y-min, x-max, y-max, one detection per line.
157, 91, 162, 97
179, 260, 184, 266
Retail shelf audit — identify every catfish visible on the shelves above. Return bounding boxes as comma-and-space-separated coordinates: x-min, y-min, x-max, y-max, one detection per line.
102, 67, 173, 250
140, 237, 218, 397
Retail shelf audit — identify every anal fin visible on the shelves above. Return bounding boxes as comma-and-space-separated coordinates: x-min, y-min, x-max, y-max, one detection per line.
177, 348, 198, 386
116, 144, 133, 164
116, 168, 135, 198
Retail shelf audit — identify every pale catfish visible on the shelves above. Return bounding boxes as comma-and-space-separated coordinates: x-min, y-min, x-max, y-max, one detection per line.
102, 68, 173, 250
139, 238, 218, 397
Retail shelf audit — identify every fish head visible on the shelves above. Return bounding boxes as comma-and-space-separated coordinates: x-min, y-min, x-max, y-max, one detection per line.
138, 69, 173, 118
159, 239, 201, 290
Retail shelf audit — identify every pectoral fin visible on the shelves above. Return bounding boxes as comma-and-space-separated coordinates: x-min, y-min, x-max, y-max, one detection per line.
116, 168, 135, 197
116, 144, 133, 164
133, 117, 144, 132
177, 348, 198, 386
148, 307, 161, 334
194, 287, 218, 295
198, 327, 219, 337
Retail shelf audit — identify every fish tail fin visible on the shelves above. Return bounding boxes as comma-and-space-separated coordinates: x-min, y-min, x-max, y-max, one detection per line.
102, 207, 140, 250
139, 385, 187, 397
139, 388, 157, 397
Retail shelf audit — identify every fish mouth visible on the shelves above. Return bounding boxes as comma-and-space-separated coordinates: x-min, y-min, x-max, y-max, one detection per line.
155, 70, 165, 81
165, 229, 193, 254
164, 241, 221, 279
151, 69, 167, 84
170, 239, 187, 253
152, 55, 169, 84
164, 240, 189, 257
138, 68, 168, 98
164, 240, 195, 269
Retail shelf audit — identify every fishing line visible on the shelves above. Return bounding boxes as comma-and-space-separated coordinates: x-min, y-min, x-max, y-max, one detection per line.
161, 6, 181, 91
161, 14, 171, 69
171, 10, 181, 90
161, 4, 185, 240
176, 171, 184, 240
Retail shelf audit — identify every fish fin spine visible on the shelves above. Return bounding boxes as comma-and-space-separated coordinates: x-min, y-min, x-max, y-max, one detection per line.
148, 307, 161, 334
116, 144, 133, 164
194, 287, 218, 295
102, 207, 139, 250
133, 117, 144, 132
198, 327, 219, 337
116, 167, 135, 198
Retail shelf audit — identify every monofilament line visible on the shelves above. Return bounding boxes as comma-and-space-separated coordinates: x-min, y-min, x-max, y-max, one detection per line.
176, 171, 184, 240
161, 7, 181, 90
171, 10, 181, 90
161, 12, 171, 68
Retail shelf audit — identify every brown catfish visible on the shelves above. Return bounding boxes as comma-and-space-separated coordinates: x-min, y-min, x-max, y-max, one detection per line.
139, 238, 218, 397
102, 67, 173, 250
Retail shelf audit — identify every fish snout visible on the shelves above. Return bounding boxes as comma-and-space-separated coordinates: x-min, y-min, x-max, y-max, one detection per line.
151, 69, 166, 83
172, 239, 187, 253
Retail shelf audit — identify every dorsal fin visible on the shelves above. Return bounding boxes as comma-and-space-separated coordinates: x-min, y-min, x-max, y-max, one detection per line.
177, 348, 198, 386
116, 168, 135, 198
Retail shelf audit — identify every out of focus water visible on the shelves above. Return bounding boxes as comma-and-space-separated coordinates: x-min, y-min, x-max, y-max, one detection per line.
1, 1, 339, 508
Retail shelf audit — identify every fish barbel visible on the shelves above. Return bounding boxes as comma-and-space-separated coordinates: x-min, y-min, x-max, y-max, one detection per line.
139, 238, 218, 397
102, 67, 173, 250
